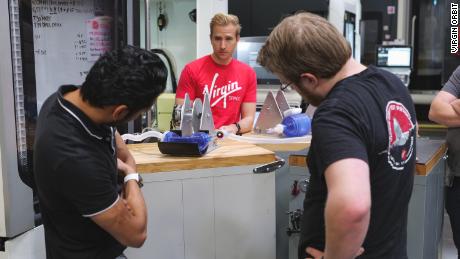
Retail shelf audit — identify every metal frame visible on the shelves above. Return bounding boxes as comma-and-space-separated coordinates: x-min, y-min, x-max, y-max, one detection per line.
0, 0, 34, 238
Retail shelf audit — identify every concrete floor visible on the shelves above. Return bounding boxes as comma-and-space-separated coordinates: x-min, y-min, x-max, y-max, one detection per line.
443, 212, 458, 259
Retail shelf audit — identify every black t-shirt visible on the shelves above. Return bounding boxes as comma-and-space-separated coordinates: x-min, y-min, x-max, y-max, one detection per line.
299, 66, 416, 259
34, 85, 125, 259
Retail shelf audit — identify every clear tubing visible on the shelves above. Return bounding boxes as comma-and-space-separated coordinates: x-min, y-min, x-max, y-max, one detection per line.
227, 133, 311, 144
122, 130, 312, 144
121, 130, 165, 142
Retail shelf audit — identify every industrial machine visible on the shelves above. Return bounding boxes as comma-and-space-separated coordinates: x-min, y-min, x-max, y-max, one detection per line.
254, 90, 311, 138
254, 91, 291, 134
158, 93, 217, 156
123, 93, 218, 156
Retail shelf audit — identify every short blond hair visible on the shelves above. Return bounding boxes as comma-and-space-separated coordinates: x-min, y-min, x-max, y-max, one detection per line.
257, 12, 351, 82
210, 13, 241, 36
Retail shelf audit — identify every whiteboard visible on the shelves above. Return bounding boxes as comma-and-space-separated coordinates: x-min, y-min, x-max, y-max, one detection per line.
32, 0, 113, 111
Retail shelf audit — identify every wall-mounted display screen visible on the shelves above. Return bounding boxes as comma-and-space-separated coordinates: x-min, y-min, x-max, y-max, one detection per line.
376, 46, 412, 67
235, 37, 280, 85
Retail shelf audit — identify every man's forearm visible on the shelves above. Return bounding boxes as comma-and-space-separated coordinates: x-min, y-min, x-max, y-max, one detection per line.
238, 102, 256, 133
115, 132, 137, 170
122, 154, 136, 171
124, 181, 147, 231
324, 199, 370, 259
429, 92, 460, 127
451, 99, 460, 116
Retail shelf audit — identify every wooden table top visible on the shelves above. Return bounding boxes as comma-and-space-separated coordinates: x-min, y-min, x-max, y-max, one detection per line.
235, 133, 311, 152
288, 138, 446, 176
128, 139, 276, 173
415, 138, 446, 176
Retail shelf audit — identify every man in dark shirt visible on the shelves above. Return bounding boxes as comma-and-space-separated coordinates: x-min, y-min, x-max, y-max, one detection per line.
258, 12, 416, 259
34, 45, 167, 258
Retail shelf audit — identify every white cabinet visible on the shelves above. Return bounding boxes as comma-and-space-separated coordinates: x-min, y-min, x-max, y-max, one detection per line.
125, 165, 276, 259
214, 173, 276, 259
135, 180, 185, 259
183, 177, 214, 259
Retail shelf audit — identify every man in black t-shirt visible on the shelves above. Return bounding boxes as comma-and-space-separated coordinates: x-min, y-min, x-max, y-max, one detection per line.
34, 46, 167, 258
258, 13, 416, 259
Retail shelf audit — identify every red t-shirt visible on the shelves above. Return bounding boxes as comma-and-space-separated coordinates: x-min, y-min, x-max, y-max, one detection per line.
176, 55, 257, 129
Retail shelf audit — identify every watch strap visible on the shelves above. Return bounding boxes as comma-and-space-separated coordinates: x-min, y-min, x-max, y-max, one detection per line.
124, 173, 139, 183
234, 122, 241, 134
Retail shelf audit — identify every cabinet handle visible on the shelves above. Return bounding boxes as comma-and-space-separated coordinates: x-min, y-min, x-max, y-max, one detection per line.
410, 15, 416, 46
253, 156, 285, 174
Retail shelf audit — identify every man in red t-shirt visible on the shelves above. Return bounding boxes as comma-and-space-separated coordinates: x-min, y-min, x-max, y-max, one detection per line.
175, 13, 256, 134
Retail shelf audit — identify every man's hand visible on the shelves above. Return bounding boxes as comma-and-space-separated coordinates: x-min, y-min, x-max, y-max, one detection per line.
220, 124, 238, 134
117, 158, 135, 177
305, 246, 364, 259
305, 246, 324, 259
115, 131, 137, 171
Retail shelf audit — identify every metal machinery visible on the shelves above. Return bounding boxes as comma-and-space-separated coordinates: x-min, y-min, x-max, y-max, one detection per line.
159, 93, 217, 156
254, 91, 291, 133
170, 93, 215, 136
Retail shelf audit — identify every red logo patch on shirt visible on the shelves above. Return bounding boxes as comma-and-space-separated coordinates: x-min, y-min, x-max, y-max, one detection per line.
92, 20, 99, 29
386, 101, 415, 170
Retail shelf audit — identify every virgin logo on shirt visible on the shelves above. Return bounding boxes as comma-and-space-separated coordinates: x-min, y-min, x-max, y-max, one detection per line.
386, 101, 415, 170
202, 73, 243, 108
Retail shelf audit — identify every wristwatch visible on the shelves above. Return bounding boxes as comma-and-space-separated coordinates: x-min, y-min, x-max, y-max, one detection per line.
233, 122, 241, 135
124, 173, 144, 188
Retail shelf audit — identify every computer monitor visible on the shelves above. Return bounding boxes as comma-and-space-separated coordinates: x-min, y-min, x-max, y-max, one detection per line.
376, 45, 412, 68
234, 36, 280, 85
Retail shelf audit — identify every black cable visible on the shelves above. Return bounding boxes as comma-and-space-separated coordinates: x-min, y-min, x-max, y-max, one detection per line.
150, 48, 177, 93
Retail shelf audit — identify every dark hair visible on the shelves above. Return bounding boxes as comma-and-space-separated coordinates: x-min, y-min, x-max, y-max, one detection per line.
80, 45, 167, 112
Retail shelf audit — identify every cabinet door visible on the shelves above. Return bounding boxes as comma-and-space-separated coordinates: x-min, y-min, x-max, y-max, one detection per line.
214, 172, 276, 259
183, 177, 215, 259
125, 180, 184, 259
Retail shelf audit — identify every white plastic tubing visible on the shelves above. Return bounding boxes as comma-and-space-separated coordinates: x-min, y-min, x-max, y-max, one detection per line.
227, 133, 312, 144
122, 130, 311, 144
121, 131, 165, 142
